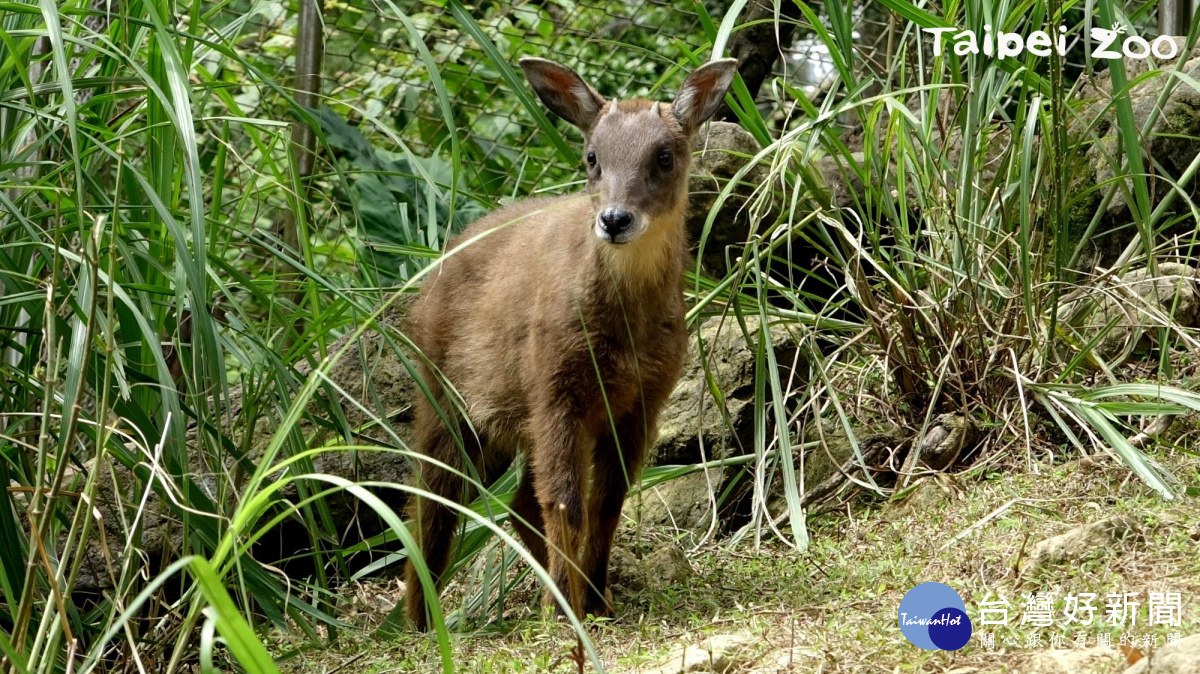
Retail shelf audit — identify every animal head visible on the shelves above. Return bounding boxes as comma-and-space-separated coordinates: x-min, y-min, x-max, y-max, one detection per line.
519, 57, 738, 246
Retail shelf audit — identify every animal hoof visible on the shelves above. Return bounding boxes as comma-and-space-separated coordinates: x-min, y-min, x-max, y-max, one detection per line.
584, 588, 614, 618
541, 590, 576, 620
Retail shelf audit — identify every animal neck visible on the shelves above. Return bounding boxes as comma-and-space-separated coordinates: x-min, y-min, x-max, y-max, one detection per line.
589, 202, 687, 305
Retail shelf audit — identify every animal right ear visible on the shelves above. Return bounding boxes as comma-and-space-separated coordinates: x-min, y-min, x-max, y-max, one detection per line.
672, 58, 738, 133
519, 57, 607, 131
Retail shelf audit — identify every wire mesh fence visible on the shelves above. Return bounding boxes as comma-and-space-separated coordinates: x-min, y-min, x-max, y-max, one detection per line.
221, 0, 884, 197
326, 0, 715, 192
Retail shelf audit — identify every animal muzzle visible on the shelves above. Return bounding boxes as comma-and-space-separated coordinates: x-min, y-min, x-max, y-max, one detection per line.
596, 207, 640, 244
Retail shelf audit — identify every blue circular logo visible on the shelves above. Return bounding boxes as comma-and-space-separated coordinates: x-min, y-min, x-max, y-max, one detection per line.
898, 582, 973, 651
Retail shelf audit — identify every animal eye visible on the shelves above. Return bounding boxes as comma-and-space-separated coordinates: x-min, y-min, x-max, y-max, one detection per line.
587, 151, 597, 168
657, 150, 673, 170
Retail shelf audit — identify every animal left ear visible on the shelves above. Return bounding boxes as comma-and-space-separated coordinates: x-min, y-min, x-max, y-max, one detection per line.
519, 57, 607, 132
672, 58, 738, 133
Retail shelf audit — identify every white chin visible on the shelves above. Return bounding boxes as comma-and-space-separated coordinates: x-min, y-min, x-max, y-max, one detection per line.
594, 225, 640, 245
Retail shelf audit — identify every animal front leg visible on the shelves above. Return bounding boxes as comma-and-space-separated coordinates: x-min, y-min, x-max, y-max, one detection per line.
530, 409, 590, 619
582, 412, 647, 616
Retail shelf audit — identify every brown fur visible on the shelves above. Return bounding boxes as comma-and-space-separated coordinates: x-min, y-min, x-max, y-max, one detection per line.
403, 58, 737, 629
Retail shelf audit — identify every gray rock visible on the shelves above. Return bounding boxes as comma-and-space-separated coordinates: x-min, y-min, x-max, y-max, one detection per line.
1025, 516, 1142, 571
1072, 43, 1200, 261
652, 315, 802, 467
606, 544, 692, 595
644, 545, 693, 584
898, 479, 948, 513
638, 315, 804, 533
632, 472, 719, 534
1023, 647, 1119, 673
643, 633, 757, 674
767, 425, 906, 519
843, 92, 1009, 206
1124, 634, 1200, 673
904, 413, 977, 473
607, 546, 648, 595
813, 153, 867, 210
1117, 37, 1189, 82
1082, 263, 1200, 363
687, 122, 771, 274
226, 299, 420, 554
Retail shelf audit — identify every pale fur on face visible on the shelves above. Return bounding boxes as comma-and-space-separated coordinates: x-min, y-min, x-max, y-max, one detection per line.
585, 100, 691, 286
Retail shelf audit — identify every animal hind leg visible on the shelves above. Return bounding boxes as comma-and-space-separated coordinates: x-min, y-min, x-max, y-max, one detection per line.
404, 422, 476, 631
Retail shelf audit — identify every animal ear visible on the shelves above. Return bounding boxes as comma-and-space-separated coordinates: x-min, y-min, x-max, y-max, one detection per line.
519, 57, 607, 131
672, 58, 738, 133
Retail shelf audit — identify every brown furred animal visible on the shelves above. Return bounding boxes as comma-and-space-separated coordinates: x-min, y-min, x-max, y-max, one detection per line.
403, 56, 738, 630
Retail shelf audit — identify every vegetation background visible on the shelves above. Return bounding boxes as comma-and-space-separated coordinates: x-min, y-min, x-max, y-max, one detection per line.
1, 0, 1199, 671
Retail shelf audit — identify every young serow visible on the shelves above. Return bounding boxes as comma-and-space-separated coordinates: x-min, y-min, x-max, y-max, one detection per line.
404, 56, 738, 629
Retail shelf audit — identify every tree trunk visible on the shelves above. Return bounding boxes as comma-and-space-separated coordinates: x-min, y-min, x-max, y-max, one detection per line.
714, 0, 806, 122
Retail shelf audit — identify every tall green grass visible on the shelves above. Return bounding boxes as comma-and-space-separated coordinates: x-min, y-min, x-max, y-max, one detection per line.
0, 0, 465, 670
703, 0, 1200, 553
1, 0, 1198, 671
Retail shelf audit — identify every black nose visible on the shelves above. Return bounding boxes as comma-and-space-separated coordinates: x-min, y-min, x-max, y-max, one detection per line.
599, 208, 634, 236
